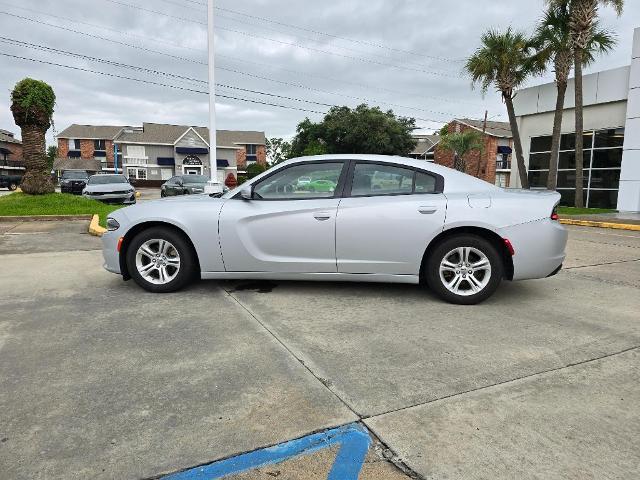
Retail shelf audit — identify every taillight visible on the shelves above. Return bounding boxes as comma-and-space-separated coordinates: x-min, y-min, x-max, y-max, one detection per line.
504, 238, 515, 256
551, 205, 559, 221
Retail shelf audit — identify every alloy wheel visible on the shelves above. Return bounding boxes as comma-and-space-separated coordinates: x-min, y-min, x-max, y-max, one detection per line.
439, 246, 492, 297
135, 239, 181, 285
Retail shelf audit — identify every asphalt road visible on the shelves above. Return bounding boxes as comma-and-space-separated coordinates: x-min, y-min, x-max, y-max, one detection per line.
0, 223, 638, 479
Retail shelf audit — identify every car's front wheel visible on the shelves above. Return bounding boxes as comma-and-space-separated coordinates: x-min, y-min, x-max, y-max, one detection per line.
8, 182, 18, 191
426, 234, 503, 305
126, 227, 196, 293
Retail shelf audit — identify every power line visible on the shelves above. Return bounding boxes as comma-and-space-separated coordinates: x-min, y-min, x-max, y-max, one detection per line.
0, 2, 490, 111
0, 10, 207, 65
0, 52, 327, 114
102, 0, 460, 78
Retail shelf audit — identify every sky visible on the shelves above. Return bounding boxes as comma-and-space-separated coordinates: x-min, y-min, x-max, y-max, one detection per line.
0, 0, 638, 146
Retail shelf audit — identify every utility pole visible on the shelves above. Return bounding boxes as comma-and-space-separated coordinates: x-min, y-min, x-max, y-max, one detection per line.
476, 110, 489, 178
205, 0, 222, 193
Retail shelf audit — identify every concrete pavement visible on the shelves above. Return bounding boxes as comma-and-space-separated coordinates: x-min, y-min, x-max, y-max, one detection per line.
0, 223, 638, 479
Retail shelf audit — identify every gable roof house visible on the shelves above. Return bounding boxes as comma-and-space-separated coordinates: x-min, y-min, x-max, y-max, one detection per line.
434, 118, 514, 188
55, 123, 266, 185
408, 134, 440, 161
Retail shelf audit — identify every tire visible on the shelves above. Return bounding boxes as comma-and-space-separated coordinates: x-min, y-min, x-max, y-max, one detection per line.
425, 234, 503, 305
8, 183, 17, 191
160, 190, 166, 198
126, 227, 197, 293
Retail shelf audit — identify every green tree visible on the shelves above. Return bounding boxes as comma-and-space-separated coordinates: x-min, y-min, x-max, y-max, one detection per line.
466, 28, 545, 189
437, 126, 485, 173
246, 162, 267, 179
533, 1, 616, 191
547, 0, 623, 206
266, 137, 292, 165
46, 145, 58, 170
290, 104, 417, 158
10, 78, 56, 194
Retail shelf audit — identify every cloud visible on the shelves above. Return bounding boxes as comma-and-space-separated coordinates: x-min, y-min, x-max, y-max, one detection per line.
0, 0, 637, 144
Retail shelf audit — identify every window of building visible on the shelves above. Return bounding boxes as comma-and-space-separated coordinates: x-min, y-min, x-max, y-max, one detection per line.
495, 172, 509, 188
94, 139, 106, 151
245, 144, 258, 163
69, 139, 81, 150
127, 168, 147, 180
527, 128, 624, 209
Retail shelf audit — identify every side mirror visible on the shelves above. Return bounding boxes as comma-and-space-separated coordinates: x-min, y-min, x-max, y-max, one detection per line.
240, 185, 253, 200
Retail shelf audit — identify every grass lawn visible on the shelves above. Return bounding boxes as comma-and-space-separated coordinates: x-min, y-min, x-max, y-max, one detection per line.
0, 192, 125, 227
557, 206, 616, 216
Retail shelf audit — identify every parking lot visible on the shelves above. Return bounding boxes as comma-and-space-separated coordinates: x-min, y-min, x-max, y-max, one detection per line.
0, 222, 638, 479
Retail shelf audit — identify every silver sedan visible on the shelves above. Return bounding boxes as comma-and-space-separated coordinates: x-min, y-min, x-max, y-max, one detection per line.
101, 155, 568, 304
83, 174, 136, 204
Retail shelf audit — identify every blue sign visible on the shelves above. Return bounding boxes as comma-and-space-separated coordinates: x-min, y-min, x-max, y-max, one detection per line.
162, 423, 371, 480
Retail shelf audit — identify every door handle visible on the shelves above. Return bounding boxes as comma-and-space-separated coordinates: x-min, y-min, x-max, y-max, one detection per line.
313, 212, 331, 221
418, 206, 438, 215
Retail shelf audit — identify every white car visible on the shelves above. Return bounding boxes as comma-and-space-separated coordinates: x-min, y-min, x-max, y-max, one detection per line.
102, 155, 568, 304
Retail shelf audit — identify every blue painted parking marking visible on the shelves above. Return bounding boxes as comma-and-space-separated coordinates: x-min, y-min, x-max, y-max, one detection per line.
162, 423, 371, 480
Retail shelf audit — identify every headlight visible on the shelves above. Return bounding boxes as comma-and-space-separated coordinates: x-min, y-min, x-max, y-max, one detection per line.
106, 217, 120, 231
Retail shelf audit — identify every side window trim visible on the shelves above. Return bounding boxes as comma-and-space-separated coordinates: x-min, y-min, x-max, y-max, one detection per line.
343, 160, 443, 198
241, 160, 349, 201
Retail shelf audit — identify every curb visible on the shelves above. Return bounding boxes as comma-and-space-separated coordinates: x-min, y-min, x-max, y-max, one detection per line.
559, 218, 640, 232
88, 214, 107, 237
0, 215, 93, 222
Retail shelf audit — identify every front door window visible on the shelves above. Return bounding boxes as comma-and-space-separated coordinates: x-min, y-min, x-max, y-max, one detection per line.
252, 162, 344, 200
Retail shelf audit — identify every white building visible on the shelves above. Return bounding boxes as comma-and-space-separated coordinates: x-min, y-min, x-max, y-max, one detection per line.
512, 26, 640, 212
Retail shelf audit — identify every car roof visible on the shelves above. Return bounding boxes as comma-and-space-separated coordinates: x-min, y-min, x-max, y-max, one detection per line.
279, 155, 498, 193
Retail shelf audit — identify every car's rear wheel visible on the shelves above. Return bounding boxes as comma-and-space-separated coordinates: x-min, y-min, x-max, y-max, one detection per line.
126, 227, 196, 293
426, 234, 503, 305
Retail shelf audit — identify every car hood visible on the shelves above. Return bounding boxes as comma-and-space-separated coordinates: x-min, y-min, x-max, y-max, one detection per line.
110, 194, 224, 227
85, 183, 134, 192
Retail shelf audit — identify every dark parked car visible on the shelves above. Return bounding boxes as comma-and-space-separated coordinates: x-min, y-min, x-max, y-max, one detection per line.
0, 173, 22, 191
60, 170, 90, 194
160, 175, 209, 197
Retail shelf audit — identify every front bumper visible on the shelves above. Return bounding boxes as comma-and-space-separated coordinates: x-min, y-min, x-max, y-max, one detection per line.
499, 218, 568, 281
84, 192, 136, 204
61, 184, 86, 194
102, 230, 122, 275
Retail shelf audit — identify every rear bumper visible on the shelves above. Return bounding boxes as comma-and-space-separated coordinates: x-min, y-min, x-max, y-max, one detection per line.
498, 219, 568, 281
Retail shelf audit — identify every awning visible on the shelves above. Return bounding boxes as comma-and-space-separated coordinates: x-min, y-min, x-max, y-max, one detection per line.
176, 147, 209, 155
0, 147, 11, 155
157, 157, 175, 166
497, 146, 512, 154
67, 150, 82, 158
217, 159, 230, 167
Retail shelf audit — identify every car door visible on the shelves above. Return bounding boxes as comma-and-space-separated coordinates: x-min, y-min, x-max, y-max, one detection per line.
219, 161, 347, 273
336, 161, 447, 275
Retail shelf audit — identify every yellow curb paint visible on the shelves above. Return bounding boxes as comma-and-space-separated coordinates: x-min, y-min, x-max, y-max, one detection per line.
135, 191, 141, 198
559, 218, 640, 232
88, 214, 107, 237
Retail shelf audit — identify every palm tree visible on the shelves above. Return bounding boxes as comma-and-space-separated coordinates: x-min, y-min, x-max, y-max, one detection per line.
466, 28, 545, 189
438, 127, 485, 173
547, 0, 623, 206
10, 78, 56, 194
533, 2, 616, 191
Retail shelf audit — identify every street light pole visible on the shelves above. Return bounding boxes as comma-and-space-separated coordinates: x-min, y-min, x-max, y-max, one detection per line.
205, 0, 222, 193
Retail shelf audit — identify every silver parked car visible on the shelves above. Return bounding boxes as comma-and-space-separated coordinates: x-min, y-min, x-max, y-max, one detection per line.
83, 174, 136, 204
102, 155, 568, 304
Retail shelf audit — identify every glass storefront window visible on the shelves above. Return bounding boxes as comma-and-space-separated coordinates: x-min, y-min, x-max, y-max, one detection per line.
594, 128, 625, 148
587, 190, 618, 209
530, 136, 552, 153
557, 170, 589, 189
560, 132, 594, 151
591, 149, 623, 169
589, 169, 621, 190
529, 152, 551, 170
528, 170, 549, 188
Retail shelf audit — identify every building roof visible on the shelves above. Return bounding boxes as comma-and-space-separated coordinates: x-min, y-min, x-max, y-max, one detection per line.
0, 129, 21, 144
411, 134, 440, 155
52, 158, 102, 172
455, 118, 512, 138
115, 123, 266, 147
57, 124, 126, 140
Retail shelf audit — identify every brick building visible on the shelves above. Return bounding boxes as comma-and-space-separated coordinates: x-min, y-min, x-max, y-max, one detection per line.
0, 129, 25, 176
434, 119, 513, 188
55, 123, 266, 185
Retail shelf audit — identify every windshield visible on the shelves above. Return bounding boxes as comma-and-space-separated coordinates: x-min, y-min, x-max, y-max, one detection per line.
182, 175, 209, 184
62, 171, 89, 179
88, 175, 128, 185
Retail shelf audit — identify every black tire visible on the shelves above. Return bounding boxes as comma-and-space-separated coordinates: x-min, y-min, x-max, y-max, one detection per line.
425, 234, 503, 305
160, 190, 166, 198
126, 227, 197, 293
8, 183, 17, 191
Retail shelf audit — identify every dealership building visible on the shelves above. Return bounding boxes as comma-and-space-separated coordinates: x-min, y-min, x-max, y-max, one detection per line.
511, 27, 639, 212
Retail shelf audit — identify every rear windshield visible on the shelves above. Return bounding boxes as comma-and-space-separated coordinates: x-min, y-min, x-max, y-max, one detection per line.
88, 175, 128, 185
62, 171, 89, 179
